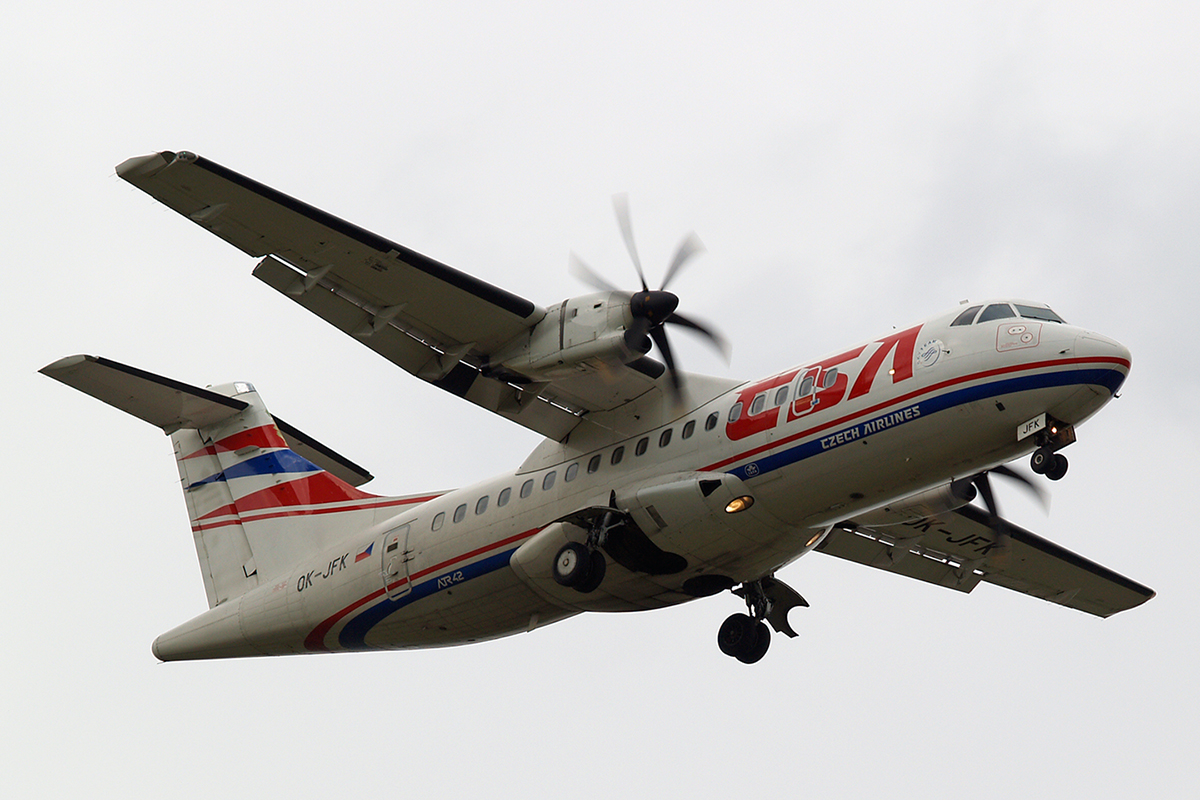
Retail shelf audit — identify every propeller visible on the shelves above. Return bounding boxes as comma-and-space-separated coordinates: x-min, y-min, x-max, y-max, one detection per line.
956, 465, 1049, 559
569, 194, 729, 400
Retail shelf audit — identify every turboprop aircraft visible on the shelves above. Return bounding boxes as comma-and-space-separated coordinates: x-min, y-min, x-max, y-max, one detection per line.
42, 150, 1154, 665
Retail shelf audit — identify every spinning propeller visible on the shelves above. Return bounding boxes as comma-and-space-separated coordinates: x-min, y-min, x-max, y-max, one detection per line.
570, 195, 728, 399
956, 465, 1049, 557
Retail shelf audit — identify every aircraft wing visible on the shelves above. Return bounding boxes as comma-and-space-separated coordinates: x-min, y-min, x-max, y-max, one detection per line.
818, 504, 1154, 618
117, 151, 663, 441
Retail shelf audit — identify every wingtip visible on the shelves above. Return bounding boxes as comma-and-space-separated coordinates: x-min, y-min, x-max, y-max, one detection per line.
115, 150, 181, 181
39, 354, 93, 376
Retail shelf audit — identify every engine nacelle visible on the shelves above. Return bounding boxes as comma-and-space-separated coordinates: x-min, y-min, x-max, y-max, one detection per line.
850, 481, 977, 527
492, 292, 644, 381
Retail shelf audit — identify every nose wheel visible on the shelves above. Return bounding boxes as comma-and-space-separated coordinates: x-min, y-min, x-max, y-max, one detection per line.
1030, 446, 1069, 481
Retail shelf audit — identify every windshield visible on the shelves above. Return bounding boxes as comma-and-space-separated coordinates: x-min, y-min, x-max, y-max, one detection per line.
1015, 304, 1066, 323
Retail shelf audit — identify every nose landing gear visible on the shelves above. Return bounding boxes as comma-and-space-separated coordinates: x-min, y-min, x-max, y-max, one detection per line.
1029, 417, 1075, 482
1030, 446, 1069, 481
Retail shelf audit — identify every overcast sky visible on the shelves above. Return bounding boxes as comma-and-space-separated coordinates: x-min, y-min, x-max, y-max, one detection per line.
4, 2, 1196, 797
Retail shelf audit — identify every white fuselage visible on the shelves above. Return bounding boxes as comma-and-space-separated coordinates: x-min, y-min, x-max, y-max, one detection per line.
152, 303, 1131, 660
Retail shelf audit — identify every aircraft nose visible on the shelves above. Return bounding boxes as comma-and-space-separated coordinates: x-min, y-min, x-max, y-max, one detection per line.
1075, 330, 1132, 368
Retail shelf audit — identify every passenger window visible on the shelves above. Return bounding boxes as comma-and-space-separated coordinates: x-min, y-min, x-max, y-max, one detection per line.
729, 403, 743, 423
977, 303, 1016, 323
520, 479, 534, 499
611, 446, 625, 465
453, 504, 467, 523
823, 368, 839, 389
774, 386, 789, 407
543, 471, 556, 491
497, 487, 511, 507
681, 420, 695, 439
659, 429, 672, 448
705, 412, 718, 431
635, 437, 649, 456
588, 454, 602, 474
432, 511, 445, 531
564, 463, 579, 482
750, 393, 766, 415
951, 305, 983, 326
475, 496, 488, 515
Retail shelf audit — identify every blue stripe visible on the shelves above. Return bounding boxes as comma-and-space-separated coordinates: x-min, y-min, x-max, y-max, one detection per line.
338, 549, 519, 650
186, 450, 322, 489
729, 367, 1125, 481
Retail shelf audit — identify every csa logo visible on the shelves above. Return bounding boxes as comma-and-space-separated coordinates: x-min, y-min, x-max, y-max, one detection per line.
916, 339, 944, 368
744, 463, 760, 477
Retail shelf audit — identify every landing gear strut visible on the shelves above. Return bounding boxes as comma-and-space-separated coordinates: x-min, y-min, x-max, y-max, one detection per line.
718, 576, 808, 664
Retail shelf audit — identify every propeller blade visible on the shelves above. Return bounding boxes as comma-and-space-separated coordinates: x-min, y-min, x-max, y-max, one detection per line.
660, 232, 705, 291
991, 464, 1050, 511
970, 471, 1011, 558
569, 252, 623, 294
649, 326, 683, 400
613, 193, 648, 291
666, 311, 731, 362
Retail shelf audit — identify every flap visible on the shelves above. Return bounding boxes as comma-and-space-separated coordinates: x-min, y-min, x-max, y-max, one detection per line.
821, 504, 1154, 618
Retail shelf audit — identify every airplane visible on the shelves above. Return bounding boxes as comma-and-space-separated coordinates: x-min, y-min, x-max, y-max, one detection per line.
41, 150, 1154, 665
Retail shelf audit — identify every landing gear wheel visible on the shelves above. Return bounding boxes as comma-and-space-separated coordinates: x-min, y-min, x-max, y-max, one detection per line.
552, 543, 592, 587
1045, 453, 1069, 481
574, 550, 607, 594
717, 613, 757, 657
735, 620, 771, 664
1030, 447, 1052, 475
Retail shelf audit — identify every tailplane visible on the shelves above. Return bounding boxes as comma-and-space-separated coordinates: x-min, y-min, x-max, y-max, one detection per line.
41, 355, 416, 608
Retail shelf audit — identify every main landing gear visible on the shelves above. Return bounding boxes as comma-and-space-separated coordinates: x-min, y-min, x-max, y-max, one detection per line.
552, 541, 606, 593
718, 576, 808, 664
551, 502, 626, 594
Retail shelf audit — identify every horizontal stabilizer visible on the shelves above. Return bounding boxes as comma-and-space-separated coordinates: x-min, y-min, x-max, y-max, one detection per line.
272, 416, 373, 487
41, 355, 374, 486
40, 354, 245, 433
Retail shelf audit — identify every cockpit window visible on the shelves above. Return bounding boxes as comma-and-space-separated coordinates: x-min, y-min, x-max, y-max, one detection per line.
951, 305, 983, 326
977, 303, 1016, 323
1015, 304, 1065, 323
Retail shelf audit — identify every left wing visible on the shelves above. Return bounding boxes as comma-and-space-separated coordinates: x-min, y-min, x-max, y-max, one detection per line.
818, 504, 1154, 618
117, 151, 668, 441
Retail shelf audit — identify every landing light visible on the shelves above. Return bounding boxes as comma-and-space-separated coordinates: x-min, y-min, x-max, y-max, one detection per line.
805, 532, 823, 548
725, 496, 754, 514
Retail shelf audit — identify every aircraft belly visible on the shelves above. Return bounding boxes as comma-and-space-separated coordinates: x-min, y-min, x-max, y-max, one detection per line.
360, 567, 574, 648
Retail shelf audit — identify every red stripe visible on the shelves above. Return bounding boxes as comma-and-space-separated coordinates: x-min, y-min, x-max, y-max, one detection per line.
232, 472, 377, 513
214, 424, 288, 452
190, 495, 442, 532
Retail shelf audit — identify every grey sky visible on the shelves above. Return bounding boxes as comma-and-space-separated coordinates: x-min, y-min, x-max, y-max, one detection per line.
4, 2, 1195, 797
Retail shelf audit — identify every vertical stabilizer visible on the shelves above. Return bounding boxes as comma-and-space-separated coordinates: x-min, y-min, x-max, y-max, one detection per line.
40, 356, 409, 609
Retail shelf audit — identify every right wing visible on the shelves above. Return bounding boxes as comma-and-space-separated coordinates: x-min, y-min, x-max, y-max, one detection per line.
117, 151, 671, 441
818, 504, 1154, 618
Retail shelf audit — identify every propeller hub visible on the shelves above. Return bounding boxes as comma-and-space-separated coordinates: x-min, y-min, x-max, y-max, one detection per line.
630, 290, 679, 326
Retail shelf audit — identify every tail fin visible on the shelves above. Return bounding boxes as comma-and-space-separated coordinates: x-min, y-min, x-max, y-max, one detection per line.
41, 355, 396, 608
